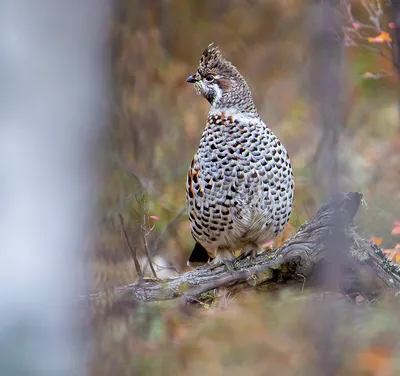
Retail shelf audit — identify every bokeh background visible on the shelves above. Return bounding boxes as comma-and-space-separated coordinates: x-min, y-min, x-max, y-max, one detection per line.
88, 1, 400, 375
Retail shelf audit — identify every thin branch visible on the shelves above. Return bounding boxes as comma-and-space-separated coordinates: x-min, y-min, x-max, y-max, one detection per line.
361, 0, 382, 30
152, 261, 181, 275
118, 213, 143, 281
141, 199, 158, 279
341, 0, 399, 70
346, 42, 397, 66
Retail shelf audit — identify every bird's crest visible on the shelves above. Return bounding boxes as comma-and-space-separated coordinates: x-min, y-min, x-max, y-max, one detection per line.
198, 43, 222, 75
197, 43, 236, 78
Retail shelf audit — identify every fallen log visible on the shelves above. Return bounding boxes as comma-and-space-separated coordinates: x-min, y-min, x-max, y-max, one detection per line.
92, 192, 400, 303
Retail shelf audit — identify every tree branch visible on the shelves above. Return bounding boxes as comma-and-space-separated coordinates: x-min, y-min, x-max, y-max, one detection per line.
89, 192, 400, 303
118, 213, 143, 281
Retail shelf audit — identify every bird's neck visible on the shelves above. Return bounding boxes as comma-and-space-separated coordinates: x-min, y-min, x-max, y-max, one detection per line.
207, 108, 262, 130
209, 105, 259, 121
210, 79, 259, 116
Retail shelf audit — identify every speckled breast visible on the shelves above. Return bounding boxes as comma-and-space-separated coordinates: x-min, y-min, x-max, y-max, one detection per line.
186, 112, 294, 252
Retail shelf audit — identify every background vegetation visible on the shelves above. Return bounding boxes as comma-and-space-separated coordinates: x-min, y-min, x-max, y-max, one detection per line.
86, 1, 400, 375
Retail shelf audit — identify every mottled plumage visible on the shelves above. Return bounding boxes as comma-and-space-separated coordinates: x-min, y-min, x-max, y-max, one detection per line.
186, 43, 294, 266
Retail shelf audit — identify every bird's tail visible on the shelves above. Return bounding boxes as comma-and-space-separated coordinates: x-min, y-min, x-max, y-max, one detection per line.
187, 242, 210, 267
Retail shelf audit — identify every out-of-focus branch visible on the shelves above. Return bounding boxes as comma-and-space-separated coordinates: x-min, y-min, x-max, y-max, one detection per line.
118, 213, 143, 280
341, 0, 400, 73
141, 198, 158, 279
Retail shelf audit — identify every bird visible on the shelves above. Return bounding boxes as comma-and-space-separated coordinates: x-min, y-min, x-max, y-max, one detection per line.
185, 43, 294, 269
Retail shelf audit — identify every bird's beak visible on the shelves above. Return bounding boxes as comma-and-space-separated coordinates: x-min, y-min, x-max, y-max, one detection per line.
186, 75, 197, 83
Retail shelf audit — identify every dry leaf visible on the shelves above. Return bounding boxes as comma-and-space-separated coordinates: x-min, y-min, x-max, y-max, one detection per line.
363, 72, 375, 78
370, 237, 382, 245
391, 228, 400, 235
383, 244, 400, 263
355, 295, 366, 304
392, 221, 400, 234
368, 31, 392, 43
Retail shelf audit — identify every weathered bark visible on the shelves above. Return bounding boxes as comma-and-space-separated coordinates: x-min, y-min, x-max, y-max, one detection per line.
89, 192, 400, 303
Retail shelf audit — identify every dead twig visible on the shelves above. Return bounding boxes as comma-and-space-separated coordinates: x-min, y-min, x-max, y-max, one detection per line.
141, 199, 158, 280
118, 213, 143, 281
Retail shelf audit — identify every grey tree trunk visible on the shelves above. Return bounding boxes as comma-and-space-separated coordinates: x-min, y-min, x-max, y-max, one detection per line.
309, 2, 345, 374
0, 1, 110, 375
309, 0, 344, 197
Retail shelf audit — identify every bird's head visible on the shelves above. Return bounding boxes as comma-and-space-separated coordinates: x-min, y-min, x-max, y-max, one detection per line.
186, 43, 257, 114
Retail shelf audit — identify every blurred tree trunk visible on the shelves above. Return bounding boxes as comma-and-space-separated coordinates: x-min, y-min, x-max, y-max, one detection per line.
309, 0, 346, 288
309, 0, 344, 196
308, 1, 345, 375
389, 0, 400, 129
0, 1, 110, 375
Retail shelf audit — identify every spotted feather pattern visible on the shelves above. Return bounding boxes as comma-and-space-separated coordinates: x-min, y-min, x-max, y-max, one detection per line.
186, 44, 294, 262
186, 111, 293, 259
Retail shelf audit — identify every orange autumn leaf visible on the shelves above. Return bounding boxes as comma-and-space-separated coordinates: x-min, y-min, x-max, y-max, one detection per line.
391, 221, 400, 234
370, 237, 382, 245
383, 244, 400, 263
363, 72, 375, 78
368, 31, 392, 43
391, 250, 400, 264
382, 248, 395, 260
357, 346, 394, 376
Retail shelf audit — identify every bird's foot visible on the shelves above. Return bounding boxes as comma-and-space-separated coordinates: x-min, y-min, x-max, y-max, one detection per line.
235, 244, 263, 266
222, 259, 235, 273
209, 259, 235, 273
209, 251, 236, 273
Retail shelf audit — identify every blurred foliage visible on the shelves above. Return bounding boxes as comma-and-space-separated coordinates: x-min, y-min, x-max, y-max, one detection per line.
89, 290, 400, 376
86, 0, 400, 375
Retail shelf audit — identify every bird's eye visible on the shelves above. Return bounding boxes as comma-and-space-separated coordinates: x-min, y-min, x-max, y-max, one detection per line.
205, 74, 214, 82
